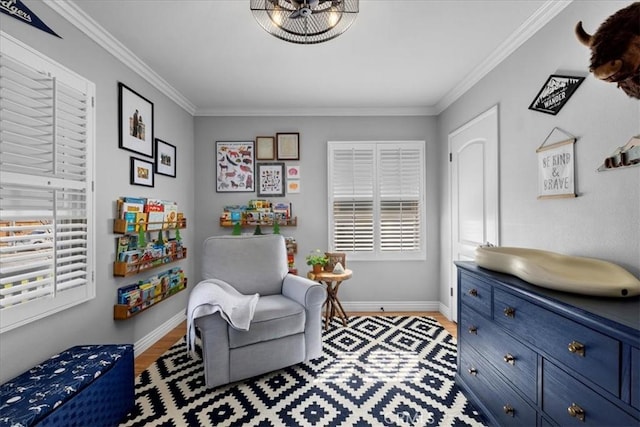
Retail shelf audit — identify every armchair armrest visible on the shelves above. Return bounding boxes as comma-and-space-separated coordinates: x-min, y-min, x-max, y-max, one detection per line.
282, 273, 326, 308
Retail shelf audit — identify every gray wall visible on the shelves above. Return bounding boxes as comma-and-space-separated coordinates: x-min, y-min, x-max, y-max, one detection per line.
437, 0, 640, 314
193, 116, 440, 306
0, 3, 195, 382
2, 0, 638, 383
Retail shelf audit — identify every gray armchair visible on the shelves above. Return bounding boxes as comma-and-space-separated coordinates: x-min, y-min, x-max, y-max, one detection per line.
194, 234, 327, 388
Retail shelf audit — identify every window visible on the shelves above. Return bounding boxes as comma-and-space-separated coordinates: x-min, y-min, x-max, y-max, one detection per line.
0, 32, 95, 333
328, 141, 425, 261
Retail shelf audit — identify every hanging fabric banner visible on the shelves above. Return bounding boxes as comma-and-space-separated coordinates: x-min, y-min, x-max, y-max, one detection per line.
536, 128, 577, 199
1, 0, 61, 38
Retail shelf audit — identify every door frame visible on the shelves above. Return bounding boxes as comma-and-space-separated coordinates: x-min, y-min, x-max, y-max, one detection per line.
448, 105, 500, 321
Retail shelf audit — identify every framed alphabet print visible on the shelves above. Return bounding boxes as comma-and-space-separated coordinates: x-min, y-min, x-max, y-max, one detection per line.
256, 136, 275, 160
130, 157, 154, 187
155, 139, 176, 177
276, 132, 300, 160
257, 162, 285, 197
216, 141, 254, 192
119, 83, 154, 157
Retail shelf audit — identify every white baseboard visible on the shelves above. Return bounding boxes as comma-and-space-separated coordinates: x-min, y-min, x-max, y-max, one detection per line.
341, 301, 440, 313
439, 302, 452, 321
134, 311, 186, 358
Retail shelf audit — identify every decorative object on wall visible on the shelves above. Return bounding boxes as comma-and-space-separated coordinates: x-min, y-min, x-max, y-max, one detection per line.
257, 162, 285, 197
250, 0, 359, 45
575, 2, 640, 99
215, 141, 254, 192
0, 0, 61, 38
119, 83, 154, 157
536, 128, 576, 199
597, 136, 640, 171
287, 180, 300, 194
130, 157, 154, 187
286, 164, 300, 179
528, 75, 585, 115
155, 139, 176, 178
276, 132, 300, 160
256, 136, 275, 160
286, 164, 300, 193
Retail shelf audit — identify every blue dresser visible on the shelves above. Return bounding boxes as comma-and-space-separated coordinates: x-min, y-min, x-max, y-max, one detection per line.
455, 261, 640, 426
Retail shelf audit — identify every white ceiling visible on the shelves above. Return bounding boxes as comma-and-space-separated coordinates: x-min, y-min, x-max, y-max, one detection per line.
51, 0, 572, 116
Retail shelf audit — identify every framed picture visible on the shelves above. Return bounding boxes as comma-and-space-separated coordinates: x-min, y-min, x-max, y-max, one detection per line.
119, 82, 154, 157
155, 139, 176, 177
257, 162, 285, 197
130, 157, 154, 187
276, 132, 300, 160
256, 136, 275, 160
528, 75, 585, 115
216, 141, 254, 192
287, 180, 300, 193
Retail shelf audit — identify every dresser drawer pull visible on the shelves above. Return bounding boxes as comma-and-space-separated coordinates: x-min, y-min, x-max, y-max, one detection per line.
468, 367, 478, 376
468, 326, 478, 334
568, 403, 585, 422
503, 353, 515, 365
503, 405, 515, 417
468, 288, 478, 297
568, 340, 586, 357
503, 307, 516, 318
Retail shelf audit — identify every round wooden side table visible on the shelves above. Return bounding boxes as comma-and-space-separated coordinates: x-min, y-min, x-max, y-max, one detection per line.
307, 269, 353, 330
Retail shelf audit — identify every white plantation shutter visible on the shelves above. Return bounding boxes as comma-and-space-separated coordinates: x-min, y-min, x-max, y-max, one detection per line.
0, 33, 95, 333
328, 141, 425, 260
329, 145, 375, 252
379, 145, 423, 252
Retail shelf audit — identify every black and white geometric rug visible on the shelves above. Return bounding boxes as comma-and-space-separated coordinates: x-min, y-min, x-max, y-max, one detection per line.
120, 316, 487, 426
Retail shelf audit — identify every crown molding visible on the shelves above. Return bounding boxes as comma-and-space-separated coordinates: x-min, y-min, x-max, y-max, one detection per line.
434, 0, 573, 114
45, 0, 197, 116
46, 0, 571, 118
195, 105, 437, 117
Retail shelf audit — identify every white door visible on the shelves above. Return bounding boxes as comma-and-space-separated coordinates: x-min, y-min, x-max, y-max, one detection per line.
449, 105, 499, 322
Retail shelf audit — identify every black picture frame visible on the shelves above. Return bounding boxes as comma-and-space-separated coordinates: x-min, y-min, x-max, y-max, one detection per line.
155, 138, 176, 178
528, 75, 585, 115
130, 157, 154, 187
276, 132, 300, 160
257, 162, 285, 197
118, 82, 154, 157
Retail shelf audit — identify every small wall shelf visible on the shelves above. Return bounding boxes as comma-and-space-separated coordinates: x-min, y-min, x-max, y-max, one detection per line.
114, 278, 187, 320
219, 217, 297, 228
113, 218, 186, 234
113, 248, 187, 277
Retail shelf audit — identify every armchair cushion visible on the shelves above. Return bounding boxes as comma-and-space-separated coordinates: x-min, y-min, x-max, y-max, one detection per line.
201, 235, 288, 295
229, 295, 305, 348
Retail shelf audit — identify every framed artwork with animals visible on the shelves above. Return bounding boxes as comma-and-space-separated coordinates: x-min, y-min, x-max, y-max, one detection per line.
216, 141, 254, 192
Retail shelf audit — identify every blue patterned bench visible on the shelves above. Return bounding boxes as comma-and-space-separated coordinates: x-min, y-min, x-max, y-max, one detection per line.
0, 344, 134, 427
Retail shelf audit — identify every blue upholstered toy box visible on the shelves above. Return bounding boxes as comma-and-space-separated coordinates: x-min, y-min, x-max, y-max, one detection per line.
0, 344, 134, 427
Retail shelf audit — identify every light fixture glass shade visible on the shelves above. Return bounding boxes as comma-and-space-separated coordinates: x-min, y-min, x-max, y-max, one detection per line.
250, 0, 359, 44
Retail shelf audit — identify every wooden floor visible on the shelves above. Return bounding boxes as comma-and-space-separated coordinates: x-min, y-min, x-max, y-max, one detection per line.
134, 311, 457, 376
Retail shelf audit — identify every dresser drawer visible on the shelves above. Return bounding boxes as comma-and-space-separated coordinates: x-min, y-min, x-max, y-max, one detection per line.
632, 347, 640, 410
459, 271, 492, 317
494, 288, 620, 396
543, 360, 638, 426
459, 346, 537, 426
459, 308, 537, 402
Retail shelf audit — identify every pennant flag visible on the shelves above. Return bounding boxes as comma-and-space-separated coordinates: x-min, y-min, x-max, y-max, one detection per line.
1, 0, 61, 38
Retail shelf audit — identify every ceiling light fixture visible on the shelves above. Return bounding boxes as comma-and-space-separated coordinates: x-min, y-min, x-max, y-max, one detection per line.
250, 0, 359, 44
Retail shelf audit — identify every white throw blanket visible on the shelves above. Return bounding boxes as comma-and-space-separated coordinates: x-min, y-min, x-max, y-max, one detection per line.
186, 279, 259, 357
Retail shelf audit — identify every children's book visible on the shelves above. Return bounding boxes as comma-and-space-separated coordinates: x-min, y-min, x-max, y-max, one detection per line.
162, 201, 178, 229
145, 199, 165, 231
